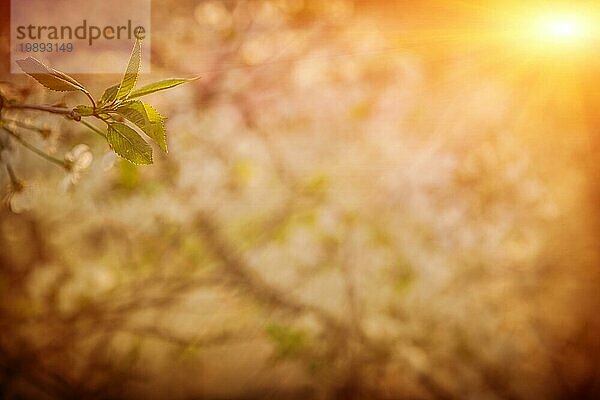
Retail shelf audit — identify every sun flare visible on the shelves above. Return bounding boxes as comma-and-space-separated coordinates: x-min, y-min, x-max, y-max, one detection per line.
535, 14, 590, 43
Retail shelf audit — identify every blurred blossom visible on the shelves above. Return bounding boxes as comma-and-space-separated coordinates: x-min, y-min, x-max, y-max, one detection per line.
4, 180, 35, 213
292, 56, 330, 88
221, 69, 252, 93
241, 34, 274, 65
272, 30, 307, 58
40, 120, 64, 154
62, 144, 93, 188
288, 226, 323, 267
4, 115, 62, 154
254, 0, 283, 27
316, 206, 343, 238
1, 1, 598, 399
84, 263, 116, 293
195, 1, 232, 31
101, 150, 118, 171
351, 28, 386, 54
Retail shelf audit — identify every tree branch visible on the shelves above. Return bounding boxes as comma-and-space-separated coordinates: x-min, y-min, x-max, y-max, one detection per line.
193, 211, 346, 335
1, 126, 66, 168
5, 103, 81, 121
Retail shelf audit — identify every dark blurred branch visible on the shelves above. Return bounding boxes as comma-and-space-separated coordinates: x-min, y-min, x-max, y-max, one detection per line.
194, 211, 345, 335
118, 326, 247, 349
193, 210, 455, 399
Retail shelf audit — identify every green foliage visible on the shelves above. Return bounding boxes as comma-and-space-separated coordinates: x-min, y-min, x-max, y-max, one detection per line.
129, 78, 198, 99
74, 105, 94, 117
15, 57, 88, 94
99, 84, 119, 106
107, 123, 153, 165
265, 323, 308, 359
116, 40, 141, 100
15, 40, 197, 165
116, 101, 168, 153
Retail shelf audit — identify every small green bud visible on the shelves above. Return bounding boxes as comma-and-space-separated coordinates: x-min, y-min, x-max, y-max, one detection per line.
74, 105, 94, 117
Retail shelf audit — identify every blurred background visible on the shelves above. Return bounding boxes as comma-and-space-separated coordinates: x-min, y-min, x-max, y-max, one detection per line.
0, 0, 599, 399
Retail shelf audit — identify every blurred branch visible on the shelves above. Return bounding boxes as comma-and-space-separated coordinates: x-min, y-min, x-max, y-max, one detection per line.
1, 126, 66, 168
79, 120, 106, 139
4, 161, 18, 187
194, 211, 346, 335
1, 117, 51, 135
118, 326, 247, 349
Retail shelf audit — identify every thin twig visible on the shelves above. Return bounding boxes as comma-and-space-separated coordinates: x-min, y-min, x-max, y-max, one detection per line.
1, 127, 66, 168
6, 103, 81, 121
79, 120, 106, 138
4, 162, 19, 187
83, 91, 97, 109
1, 118, 49, 135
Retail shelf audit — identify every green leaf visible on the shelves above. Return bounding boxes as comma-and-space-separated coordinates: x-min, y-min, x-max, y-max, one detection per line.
128, 78, 198, 99
99, 84, 119, 106
116, 40, 141, 100
106, 122, 152, 165
74, 105, 94, 116
116, 101, 168, 153
16, 57, 87, 93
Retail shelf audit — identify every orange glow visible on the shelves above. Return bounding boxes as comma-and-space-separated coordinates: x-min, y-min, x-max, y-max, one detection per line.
532, 12, 593, 45
505, 5, 599, 55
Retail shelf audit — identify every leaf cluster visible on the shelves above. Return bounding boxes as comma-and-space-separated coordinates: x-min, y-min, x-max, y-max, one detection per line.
16, 40, 197, 165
